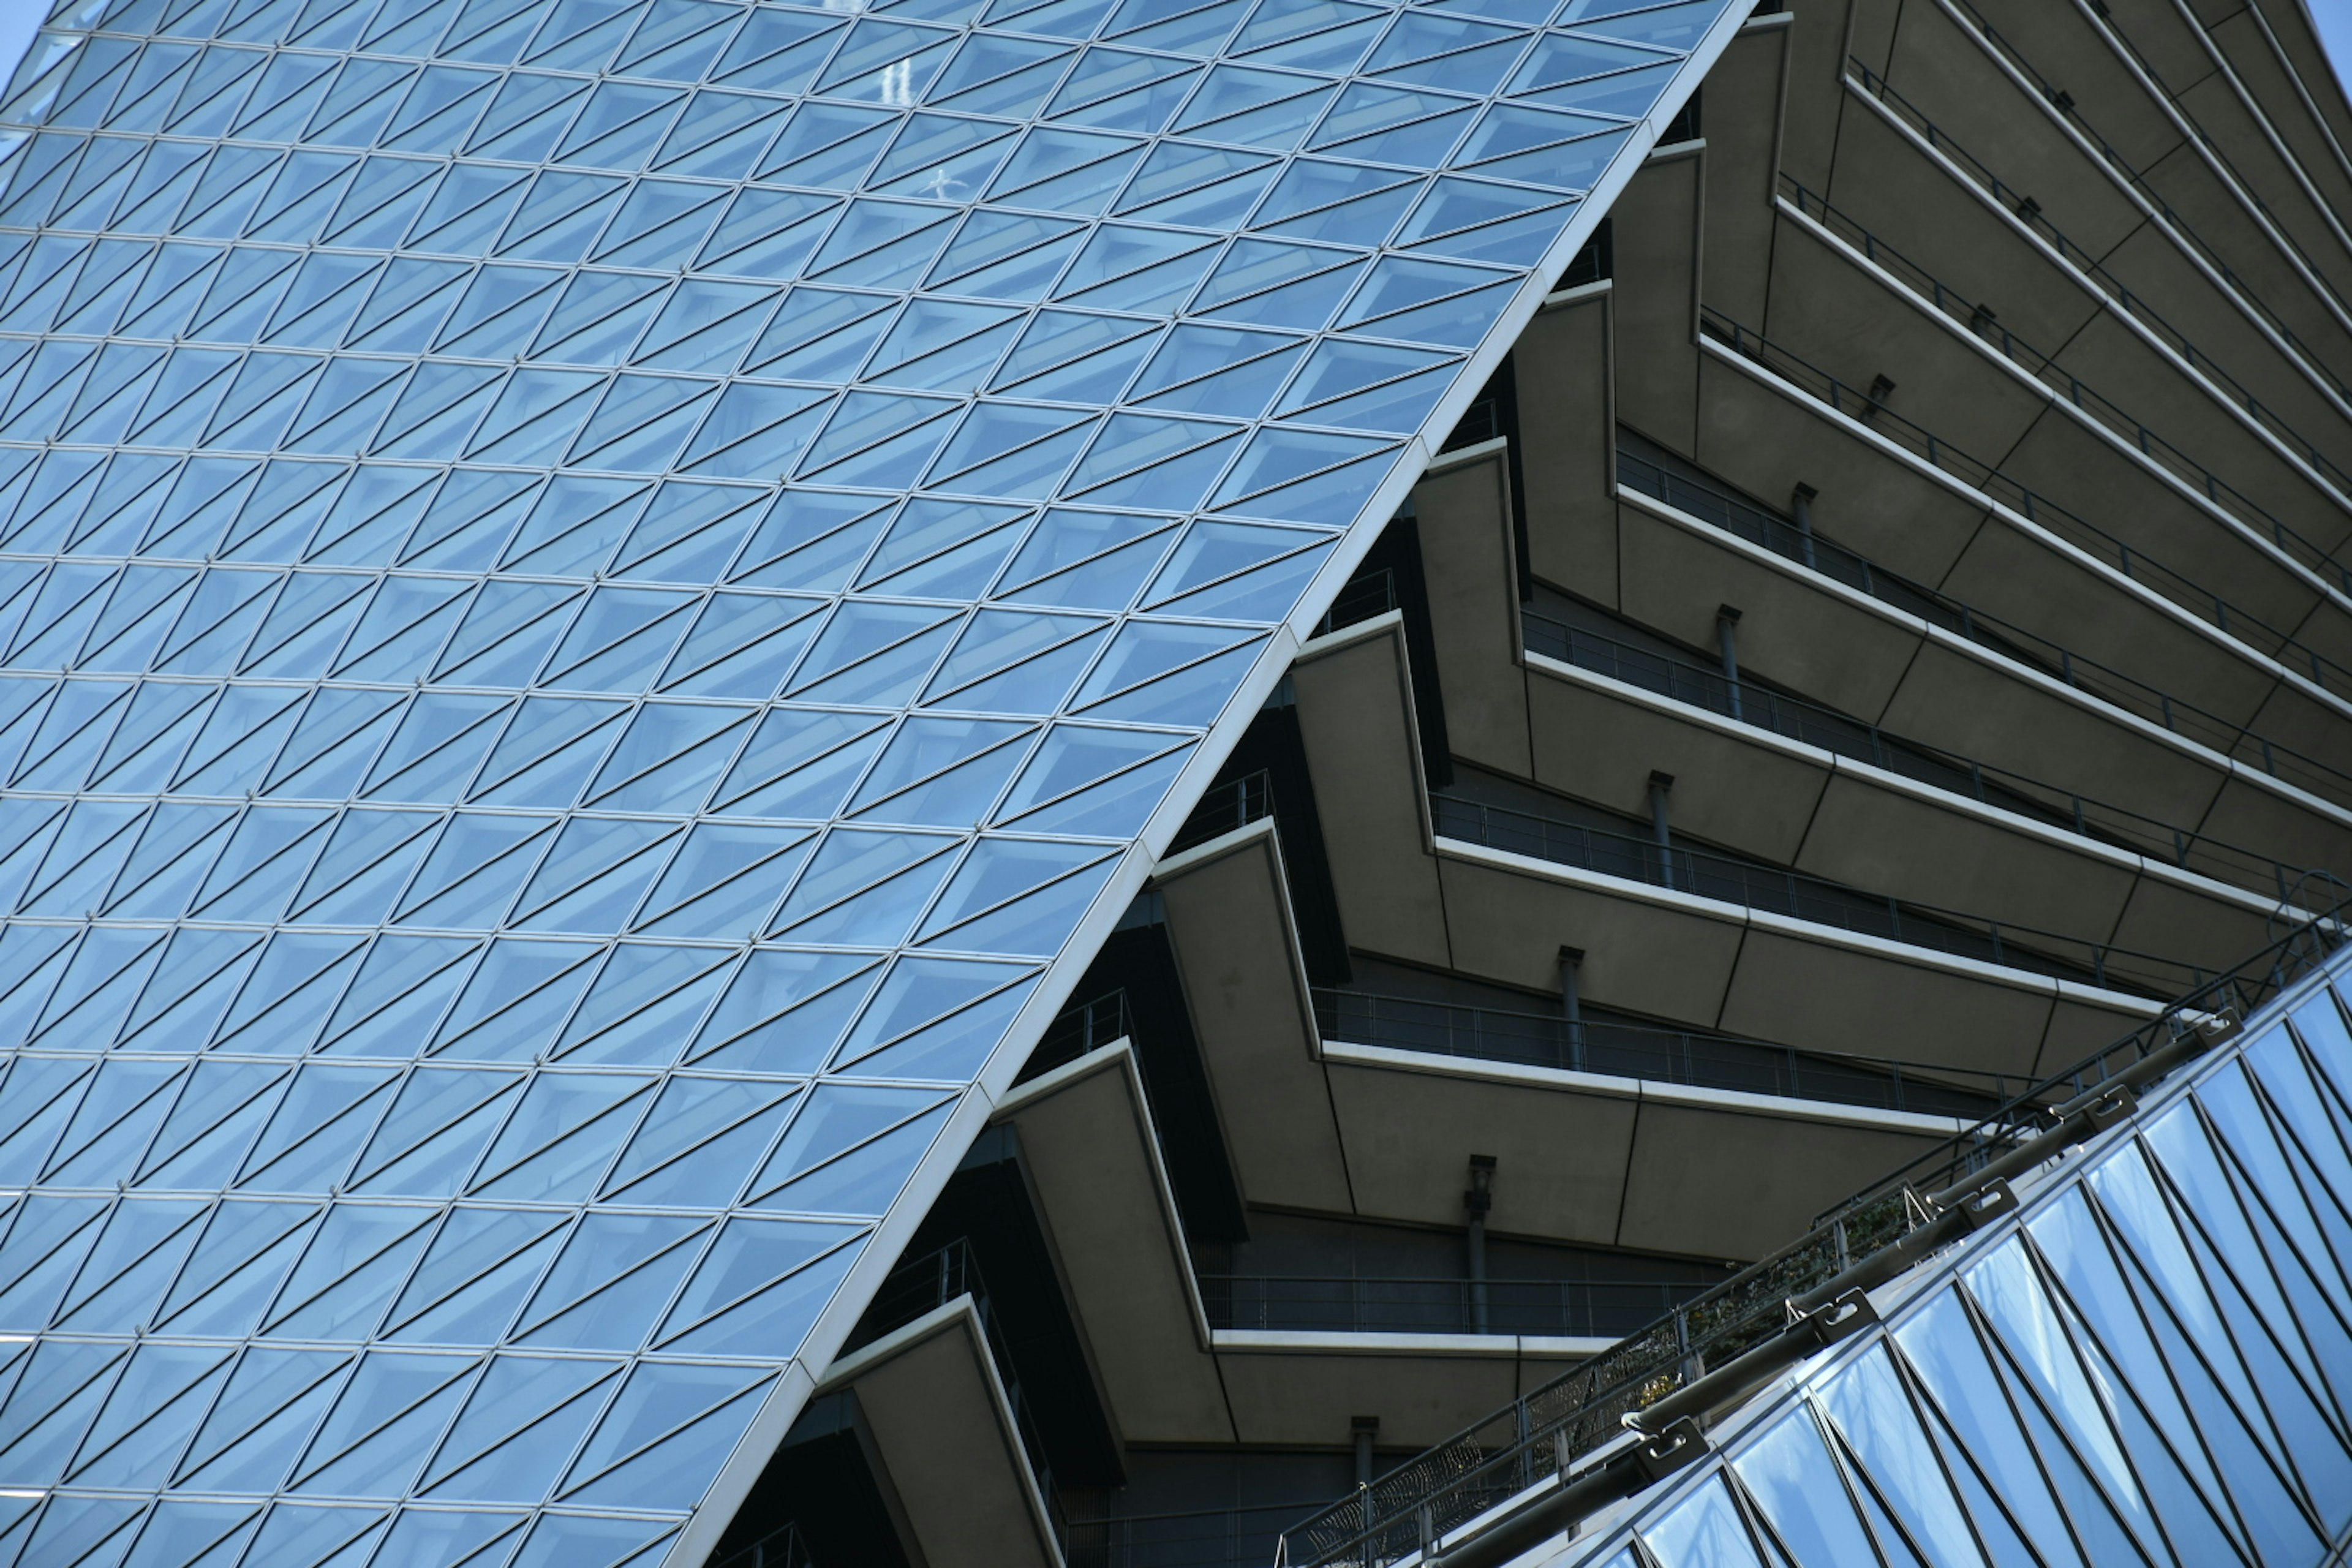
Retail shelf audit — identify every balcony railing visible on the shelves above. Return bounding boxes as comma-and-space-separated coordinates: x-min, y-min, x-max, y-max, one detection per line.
1168, 767, 1273, 854
1946, 0, 2352, 341
1691, 312, 2352, 807
1313, 988, 2021, 1120
1313, 566, 1398, 636
1779, 170, 2352, 608
1845, 57, 2352, 465
1524, 590, 2328, 905
705, 1523, 812, 1568
1200, 1274, 1714, 1340
1275, 911, 2348, 1568
1030, 987, 1132, 1077
1431, 791, 2198, 997
1065, 1499, 1332, 1568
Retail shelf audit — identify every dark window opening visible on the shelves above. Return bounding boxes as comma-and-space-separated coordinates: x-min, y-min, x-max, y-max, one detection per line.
1558, 215, 1613, 290
1185, 701, 1352, 987
1025, 914, 1249, 1243
866, 1130, 1126, 1498
1312, 515, 1453, 791
706, 1394, 913, 1568
1660, 85, 1701, 142
1440, 356, 1532, 603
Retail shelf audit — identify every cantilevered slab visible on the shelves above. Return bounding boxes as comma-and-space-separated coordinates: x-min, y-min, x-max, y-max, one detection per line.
991, 1044, 1233, 1447
997, 1039, 1637, 1446
1290, 612, 1454, 968
1155, 820, 1355, 1215
1321, 1042, 1961, 1262
818, 1302, 1060, 1568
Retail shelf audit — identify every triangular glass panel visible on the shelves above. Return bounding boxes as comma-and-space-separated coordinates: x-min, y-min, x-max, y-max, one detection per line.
466, 1072, 650, 1203
1052, 223, 1221, 313
927, 209, 1086, 297
517, 1212, 709, 1351
601, 1075, 799, 1209
365, 693, 516, 802
1079, 635, 1263, 726
509, 816, 677, 933
235, 1065, 398, 1195
1064, 412, 1243, 511
1133, 323, 1306, 419
51, 1195, 208, 1331
660, 1234, 863, 1360
1155, 541, 1333, 622
554, 944, 736, 1067
924, 609, 1110, 713
989, 308, 1160, 402
467, 697, 630, 808
634, 822, 813, 940
364, 1509, 525, 1568
787, 606, 962, 707
712, 707, 889, 820
688, 949, 884, 1074
755, 1102, 955, 1219
767, 826, 962, 946
421, 1353, 622, 1502
137, 1060, 287, 1188
997, 723, 1192, 826
382, 1207, 569, 1339
845, 969, 1036, 1080
745, 1085, 949, 1207
511, 1513, 672, 1568
292, 1349, 478, 1498
559, 1360, 769, 1506
428, 937, 601, 1061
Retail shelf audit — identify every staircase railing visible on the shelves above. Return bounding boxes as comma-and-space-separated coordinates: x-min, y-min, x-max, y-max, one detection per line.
1274, 905, 2346, 1567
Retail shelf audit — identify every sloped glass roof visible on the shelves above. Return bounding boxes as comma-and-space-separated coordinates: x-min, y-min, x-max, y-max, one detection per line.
0, 0, 1744, 1559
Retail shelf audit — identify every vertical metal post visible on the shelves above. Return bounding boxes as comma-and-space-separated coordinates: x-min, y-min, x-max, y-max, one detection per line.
1558, 946, 1585, 1071
1716, 604, 1744, 722
1648, 771, 1676, 890
1790, 483, 1819, 570
1464, 1156, 1496, 1335
1353, 1415, 1379, 1547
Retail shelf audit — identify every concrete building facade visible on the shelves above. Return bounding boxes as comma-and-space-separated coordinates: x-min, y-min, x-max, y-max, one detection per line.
0, 0, 2346, 1562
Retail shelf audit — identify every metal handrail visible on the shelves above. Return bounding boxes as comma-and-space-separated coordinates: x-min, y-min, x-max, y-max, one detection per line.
2008, 0, 2352, 324
1066, 1499, 1333, 1568
1524, 584, 2327, 905
704, 1522, 811, 1568
1315, 567, 1398, 636
1779, 169, 2352, 609
1945, 0, 2352, 353
1169, 768, 1274, 854
1313, 987, 2022, 1120
1033, 987, 1131, 1071
1695, 310, 2352, 807
1431, 791, 2196, 997
1199, 1274, 1713, 1338
1276, 907, 2350, 1568
1845, 57, 2352, 433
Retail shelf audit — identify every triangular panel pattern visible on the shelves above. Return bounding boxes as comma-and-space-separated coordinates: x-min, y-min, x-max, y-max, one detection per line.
0, 0, 1741, 1549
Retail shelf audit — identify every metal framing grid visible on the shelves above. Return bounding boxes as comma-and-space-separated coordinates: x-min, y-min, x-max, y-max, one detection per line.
1542, 946, 2352, 1568
0, 0, 1754, 1561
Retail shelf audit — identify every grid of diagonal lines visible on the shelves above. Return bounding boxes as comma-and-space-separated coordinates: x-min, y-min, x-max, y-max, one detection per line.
0, 0, 1738, 1561
1530, 963, 2352, 1568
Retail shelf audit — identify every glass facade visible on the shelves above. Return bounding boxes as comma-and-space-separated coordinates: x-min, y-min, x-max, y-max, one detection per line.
0, 0, 1746, 1559
1540, 946, 2352, 1568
